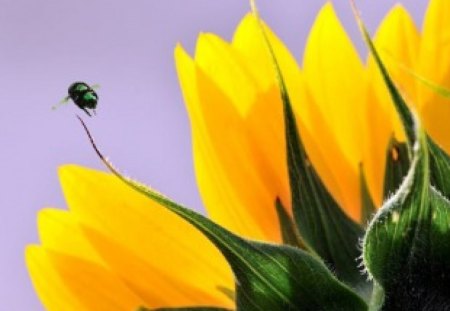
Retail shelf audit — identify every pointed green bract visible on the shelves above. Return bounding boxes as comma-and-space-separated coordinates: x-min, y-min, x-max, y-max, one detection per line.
363, 129, 450, 309
356, 6, 450, 309
275, 198, 305, 248
283, 102, 368, 293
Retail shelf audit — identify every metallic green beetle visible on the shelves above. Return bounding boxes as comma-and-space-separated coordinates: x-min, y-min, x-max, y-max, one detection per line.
53, 82, 99, 116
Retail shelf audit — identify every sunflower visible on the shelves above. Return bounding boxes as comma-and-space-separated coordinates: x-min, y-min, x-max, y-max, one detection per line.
26, 1, 450, 310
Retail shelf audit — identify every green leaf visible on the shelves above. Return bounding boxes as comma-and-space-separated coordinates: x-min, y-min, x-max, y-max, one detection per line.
79, 118, 368, 311
360, 164, 376, 224
382, 138, 409, 200
249, 2, 368, 296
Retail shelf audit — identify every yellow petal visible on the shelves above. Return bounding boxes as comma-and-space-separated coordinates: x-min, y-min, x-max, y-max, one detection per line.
194, 32, 257, 116
37, 208, 103, 265
244, 85, 290, 211
232, 13, 307, 212
418, 0, 450, 152
194, 28, 292, 209
298, 88, 362, 221
303, 3, 365, 165
232, 13, 359, 219
25, 246, 85, 311
302, 3, 364, 219
58, 164, 234, 308
175, 44, 282, 241
45, 249, 146, 310
232, 13, 304, 108
80, 225, 232, 308
365, 5, 419, 205
370, 4, 420, 106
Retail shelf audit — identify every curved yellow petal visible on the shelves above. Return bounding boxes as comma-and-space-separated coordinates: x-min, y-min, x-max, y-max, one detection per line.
37, 208, 103, 264
303, 3, 365, 165
232, 13, 304, 111
418, 0, 450, 152
244, 85, 290, 211
175, 44, 282, 241
370, 4, 420, 106
232, 13, 306, 212
81, 225, 232, 309
194, 32, 257, 116
58, 164, 234, 308
297, 87, 362, 221
26, 246, 85, 311
45, 249, 146, 310
194, 20, 302, 214
365, 5, 419, 205
232, 12, 361, 219
302, 3, 364, 219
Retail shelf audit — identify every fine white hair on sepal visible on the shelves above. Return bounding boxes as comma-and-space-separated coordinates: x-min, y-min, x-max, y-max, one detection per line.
361, 110, 423, 280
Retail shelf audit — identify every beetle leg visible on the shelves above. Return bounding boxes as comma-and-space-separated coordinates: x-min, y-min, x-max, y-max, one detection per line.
82, 108, 92, 117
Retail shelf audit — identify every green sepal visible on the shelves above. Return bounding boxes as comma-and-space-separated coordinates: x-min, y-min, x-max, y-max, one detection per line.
283, 78, 369, 298
360, 164, 376, 224
382, 138, 409, 200
79, 119, 368, 311
363, 130, 450, 309
355, 6, 450, 309
251, 8, 368, 296
275, 198, 305, 248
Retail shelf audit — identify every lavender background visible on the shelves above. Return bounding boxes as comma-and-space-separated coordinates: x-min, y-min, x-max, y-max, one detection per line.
0, 0, 427, 309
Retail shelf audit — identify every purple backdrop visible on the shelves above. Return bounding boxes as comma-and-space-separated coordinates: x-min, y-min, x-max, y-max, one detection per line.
0, 0, 427, 309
